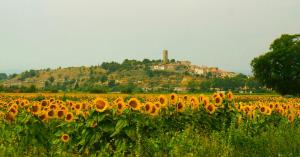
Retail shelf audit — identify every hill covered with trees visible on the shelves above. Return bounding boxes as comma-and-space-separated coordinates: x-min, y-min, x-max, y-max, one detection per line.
0, 59, 268, 93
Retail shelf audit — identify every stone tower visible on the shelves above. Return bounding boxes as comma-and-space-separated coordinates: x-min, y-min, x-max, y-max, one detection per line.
162, 49, 168, 64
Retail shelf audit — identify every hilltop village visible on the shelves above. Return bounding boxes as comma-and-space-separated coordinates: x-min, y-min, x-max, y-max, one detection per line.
152, 50, 236, 78
0, 50, 256, 93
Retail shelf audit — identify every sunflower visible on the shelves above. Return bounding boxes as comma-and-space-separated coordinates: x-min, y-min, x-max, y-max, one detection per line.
31, 103, 41, 115
265, 107, 272, 116
227, 92, 233, 100
199, 94, 205, 102
74, 103, 82, 111
144, 102, 154, 114
150, 105, 159, 116
214, 96, 223, 105
170, 93, 178, 105
288, 114, 295, 123
60, 105, 68, 112
19, 101, 26, 108
219, 92, 225, 99
206, 104, 216, 114
116, 101, 126, 114
176, 101, 186, 112
11, 104, 18, 111
243, 106, 250, 113
94, 98, 108, 112
15, 99, 20, 105
190, 96, 200, 109
61, 134, 70, 143
56, 110, 65, 119
65, 112, 74, 122
203, 98, 210, 107
47, 109, 56, 119
49, 103, 58, 110
154, 102, 161, 110
158, 95, 168, 107
128, 98, 142, 110
114, 97, 124, 104
260, 106, 271, 115
183, 95, 189, 102
5, 111, 16, 122
81, 102, 88, 110
39, 111, 48, 121
212, 93, 218, 98
8, 106, 18, 117
41, 100, 49, 107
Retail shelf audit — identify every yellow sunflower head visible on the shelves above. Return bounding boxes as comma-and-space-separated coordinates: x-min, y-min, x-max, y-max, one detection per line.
190, 96, 200, 109
56, 110, 65, 119
94, 98, 109, 112
215, 96, 223, 105
183, 95, 189, 102
206, 104, 216, 114
219, 92, 225, 99
288, 114, 295, 123
41, 100, 49, 107
144, 102, 154, 114
31, 103, 41, 115
74, 103, 82, 111
47, 109, 56, 119
128, 98, 142, 110
203, 97, 210, 107
5, 111, 16, 122
158, 95, 168, 107
227, 91, 233, 100
150, 105, 159, 116
116, 101, 127, 114
61, 134, 70, 143
176, 101, 186, 112
65, 112, 74, 122
170, 93, 178, 105
39, 111, 49, 122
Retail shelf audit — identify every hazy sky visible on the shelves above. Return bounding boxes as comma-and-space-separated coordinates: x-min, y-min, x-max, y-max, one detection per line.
0, 0, 299, 74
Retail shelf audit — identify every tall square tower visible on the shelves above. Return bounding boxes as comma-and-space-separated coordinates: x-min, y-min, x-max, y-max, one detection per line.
162, 49, 168, 64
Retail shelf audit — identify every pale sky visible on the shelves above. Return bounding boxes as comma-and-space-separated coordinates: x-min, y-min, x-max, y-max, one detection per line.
0, 0, 299, 74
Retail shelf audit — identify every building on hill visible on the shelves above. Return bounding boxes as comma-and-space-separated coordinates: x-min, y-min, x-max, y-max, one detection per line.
162, 49, 169, 64
152, 50, 236, 78
178, 61, 191, 66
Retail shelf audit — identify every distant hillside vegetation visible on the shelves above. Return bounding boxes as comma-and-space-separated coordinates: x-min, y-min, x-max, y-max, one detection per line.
0, 59, 268, 93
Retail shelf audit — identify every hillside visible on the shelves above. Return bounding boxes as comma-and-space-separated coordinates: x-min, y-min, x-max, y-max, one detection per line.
0, 59, 267, 93
0, 59, 208, 93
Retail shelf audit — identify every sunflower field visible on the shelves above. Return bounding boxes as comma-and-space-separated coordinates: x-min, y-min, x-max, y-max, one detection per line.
0, 93, 300, 157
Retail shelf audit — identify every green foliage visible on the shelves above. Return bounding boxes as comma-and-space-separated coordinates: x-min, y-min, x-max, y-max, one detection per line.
0, 73, 8, 81
19, 70, 39, 81
0, 85, 37, 93
101, 61, 122, 73
199, 74, 265, 93
251, 34, 300, 96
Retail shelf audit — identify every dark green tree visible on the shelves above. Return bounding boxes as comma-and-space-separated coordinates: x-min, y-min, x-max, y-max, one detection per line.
0, 73, 8, 80
251, 34, 300, 95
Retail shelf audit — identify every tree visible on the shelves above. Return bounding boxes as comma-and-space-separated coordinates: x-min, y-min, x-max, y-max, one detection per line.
19, 70, 39, 81
0, 73, 8, 80
251, 34, 300, 95
48, 76, 55, 83
187, 80, 200, 93
100, 75, 108, 83
101, 62, 121, 73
